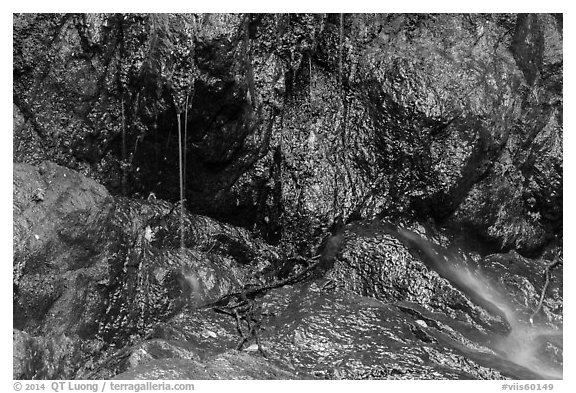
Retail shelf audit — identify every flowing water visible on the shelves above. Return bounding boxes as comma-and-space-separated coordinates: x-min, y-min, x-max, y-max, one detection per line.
396, 228, 563, 379
455, 265, 563, 379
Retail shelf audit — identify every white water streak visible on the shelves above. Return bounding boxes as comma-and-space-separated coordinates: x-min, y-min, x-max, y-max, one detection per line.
397, 228, 562, 378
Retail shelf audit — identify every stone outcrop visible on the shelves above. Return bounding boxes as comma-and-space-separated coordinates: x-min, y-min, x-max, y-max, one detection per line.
13, 13, 562, 380
14, 13, 562, 253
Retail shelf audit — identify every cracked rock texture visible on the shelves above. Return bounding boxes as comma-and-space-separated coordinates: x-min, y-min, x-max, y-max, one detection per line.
13, 13, 562, 380
14, 13, 562, 253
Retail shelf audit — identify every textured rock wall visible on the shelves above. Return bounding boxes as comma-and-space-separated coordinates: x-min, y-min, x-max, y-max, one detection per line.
12, 161, 283, 378
13, 13, 562, 256
13, 14, 562, 380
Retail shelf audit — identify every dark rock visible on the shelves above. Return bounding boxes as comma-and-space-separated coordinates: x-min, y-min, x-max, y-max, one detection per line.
113, 351, 303, 380
13, 13, 562, 253
13, 161, 283, 378
86, 308, 246, 379
13, 13, 562, 380
87, 220, 561, 380
324, 221, 509, 332
448, 14, 562, 253
481, 250, 563, 326
256, 281, 541, 379
13, 329, 102, 380
13, 161, 113, 336
12, 161, 562, 379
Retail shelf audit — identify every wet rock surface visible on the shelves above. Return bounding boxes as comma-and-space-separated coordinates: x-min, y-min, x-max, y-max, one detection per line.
13, 162, 562, 380
256, 283, 534, 380
13, 161, 283, 378
111, 352, 302, 380
13, 13, 562, 380
14, 13, 562, 252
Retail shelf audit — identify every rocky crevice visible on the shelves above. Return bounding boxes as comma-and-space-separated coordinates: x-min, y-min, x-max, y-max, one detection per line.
13, 13, 562, 380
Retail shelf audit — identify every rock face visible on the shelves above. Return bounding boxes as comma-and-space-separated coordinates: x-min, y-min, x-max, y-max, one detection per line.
12, 162, 562, 380
13, 161, 283, 379
111, 353, 301, 380
13, 161, 113, 339
13, 13, 562, 380
14, 13, 562, 253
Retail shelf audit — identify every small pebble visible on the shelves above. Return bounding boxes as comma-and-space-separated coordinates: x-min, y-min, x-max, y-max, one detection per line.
415, 319, 427, 328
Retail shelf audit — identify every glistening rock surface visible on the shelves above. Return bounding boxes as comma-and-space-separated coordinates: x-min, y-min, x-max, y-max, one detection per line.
13, 13, 562, 380
14, 14, 562, 253
13, 161, 283, 379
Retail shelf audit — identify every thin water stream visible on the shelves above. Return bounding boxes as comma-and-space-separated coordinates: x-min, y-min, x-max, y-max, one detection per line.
395, 228, 563, 379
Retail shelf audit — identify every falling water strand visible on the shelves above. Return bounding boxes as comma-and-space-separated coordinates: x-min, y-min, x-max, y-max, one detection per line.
121, 97, 127, 196
183, 95, 188, 197
177, 112, 184, 250
175, 110, 202, 304
338, 13, 343, 94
